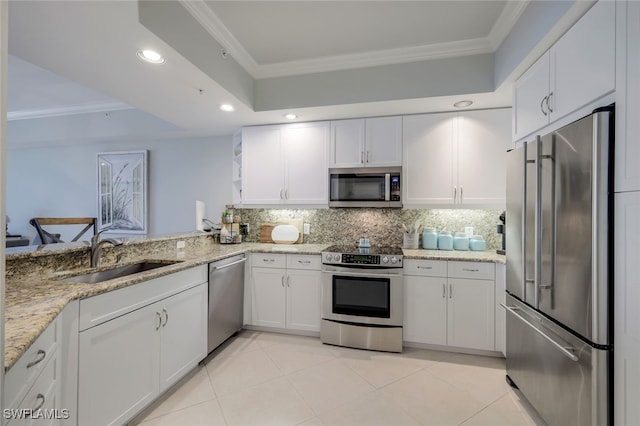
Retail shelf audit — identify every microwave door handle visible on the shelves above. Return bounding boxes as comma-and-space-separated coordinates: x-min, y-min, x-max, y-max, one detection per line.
385, 174, 390, 201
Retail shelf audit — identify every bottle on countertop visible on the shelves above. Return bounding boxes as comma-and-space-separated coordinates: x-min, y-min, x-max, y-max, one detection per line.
469, 235, 486, 251
422, 228, 438, 250
453, 232, 469, 251
437, 230, 453, 251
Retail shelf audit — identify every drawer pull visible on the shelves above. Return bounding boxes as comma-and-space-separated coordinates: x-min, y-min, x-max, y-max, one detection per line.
26, 350, 46, 369
462, 268, 480, 272
33, 393, 46, 411
417, 266, 433, 270
298, 260, 311, 264
263, 258, 275, 263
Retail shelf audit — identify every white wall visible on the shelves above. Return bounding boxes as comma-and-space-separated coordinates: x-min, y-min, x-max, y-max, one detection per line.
6, 135, 232, 243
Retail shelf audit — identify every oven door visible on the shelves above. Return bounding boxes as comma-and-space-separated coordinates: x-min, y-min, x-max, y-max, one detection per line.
321, 264, 403, 326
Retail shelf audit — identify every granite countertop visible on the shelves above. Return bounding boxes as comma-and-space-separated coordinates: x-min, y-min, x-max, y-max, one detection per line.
4, 239, 504, 371
403, 249, 506, 264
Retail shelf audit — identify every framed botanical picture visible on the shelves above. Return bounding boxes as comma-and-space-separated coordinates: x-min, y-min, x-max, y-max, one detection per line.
97, 150, 148, 234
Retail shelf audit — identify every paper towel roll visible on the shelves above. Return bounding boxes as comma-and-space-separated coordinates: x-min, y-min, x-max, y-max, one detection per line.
195, 200, 206, 231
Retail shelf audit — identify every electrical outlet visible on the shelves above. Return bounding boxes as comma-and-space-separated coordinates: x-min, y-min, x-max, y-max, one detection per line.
303, 223, 310, 235
176, 240, 186, 249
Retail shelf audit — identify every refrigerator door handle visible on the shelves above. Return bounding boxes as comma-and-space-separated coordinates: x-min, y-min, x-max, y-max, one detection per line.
534, 136, 542, 308
501, 304, 579, 362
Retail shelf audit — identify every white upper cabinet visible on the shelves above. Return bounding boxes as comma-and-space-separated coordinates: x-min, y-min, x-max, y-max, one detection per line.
330, 116, 402, 167
513, 53, 551, 141
615, 0, 640, 192
242, 122, 329, 206
513, 0, 615, 141
330, 119, 365, 167
242, 126, 284, 205
457, 109, 511, 205
403, 109, 510, 207
282, 124, 329, 204
403, 112, 457, 205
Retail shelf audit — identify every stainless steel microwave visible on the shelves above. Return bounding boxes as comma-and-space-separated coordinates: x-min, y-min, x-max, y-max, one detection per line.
329, 167, 402, 208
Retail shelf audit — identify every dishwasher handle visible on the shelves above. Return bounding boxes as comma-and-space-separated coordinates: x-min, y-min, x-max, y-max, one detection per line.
211, 257, 246, 271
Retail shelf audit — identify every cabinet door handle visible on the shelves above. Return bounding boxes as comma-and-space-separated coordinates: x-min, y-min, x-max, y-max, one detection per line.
287, 275, 291, 287
460, 186, 463, 203
449, 284, 453, 299
547, 92, 554, 113
281, 275, 285, 287
33, 393, 46, 411
453, 186, 457, 202
541, 95, 548, 116
155, 312, 162, 330
26, 349, 46, 369
285, 189, 289, 200
162, 308, 169, 327
366, 151, 370, 163
442, 283, 446, 298
361, 151, 364, 163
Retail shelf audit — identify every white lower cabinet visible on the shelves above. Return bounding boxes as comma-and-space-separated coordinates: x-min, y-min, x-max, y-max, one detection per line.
78, 266, 207, 426
4, 301, 78, 426
404, 259, 496, 352
250, 253, 321, 332
79, 301, 160, 426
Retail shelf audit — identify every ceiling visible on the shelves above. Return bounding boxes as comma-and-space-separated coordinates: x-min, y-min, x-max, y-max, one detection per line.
6, 1, 529, 145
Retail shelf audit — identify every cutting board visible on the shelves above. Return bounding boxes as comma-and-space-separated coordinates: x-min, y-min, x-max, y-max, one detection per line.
259, 219, 303, 243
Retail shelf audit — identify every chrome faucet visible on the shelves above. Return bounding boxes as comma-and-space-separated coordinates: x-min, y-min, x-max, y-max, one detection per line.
90, 228, 123, 268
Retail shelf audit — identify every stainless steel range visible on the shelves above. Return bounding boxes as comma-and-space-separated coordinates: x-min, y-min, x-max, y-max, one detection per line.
320, 244, 403, 352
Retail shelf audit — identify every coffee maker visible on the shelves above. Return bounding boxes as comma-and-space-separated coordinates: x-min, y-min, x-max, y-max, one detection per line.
496, 211, 505, 255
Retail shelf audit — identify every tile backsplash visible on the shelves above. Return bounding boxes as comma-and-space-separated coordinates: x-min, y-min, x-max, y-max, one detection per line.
236, 208, 505, 251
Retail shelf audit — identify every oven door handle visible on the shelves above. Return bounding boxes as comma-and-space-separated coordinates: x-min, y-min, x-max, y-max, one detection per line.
321, 270, 403, 278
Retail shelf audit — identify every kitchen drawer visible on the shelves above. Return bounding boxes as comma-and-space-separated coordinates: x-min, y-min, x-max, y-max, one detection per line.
252, 253, 287, 269
286, 254, 321, 270
448, 261, 495, 280
5, 316, 59, 410
403, 259, 447, 277
7, 352, 59, 426
79, 265, 207, 331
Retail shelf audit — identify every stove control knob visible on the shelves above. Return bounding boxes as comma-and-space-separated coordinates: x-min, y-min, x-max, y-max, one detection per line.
333, 254, 341, 262
325, 254, 333, 261
391, 257, 398, 264
382, 256, 389, 264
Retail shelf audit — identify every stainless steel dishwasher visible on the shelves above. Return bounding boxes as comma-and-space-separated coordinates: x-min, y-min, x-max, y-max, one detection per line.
208, 254, 246, 353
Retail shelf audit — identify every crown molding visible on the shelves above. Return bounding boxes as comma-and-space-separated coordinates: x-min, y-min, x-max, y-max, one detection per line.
182, 0, 528, 79
178, 0, 259, 76
488, 1, 530, 50
7, 101, 132, 121
256, 38, 493, 79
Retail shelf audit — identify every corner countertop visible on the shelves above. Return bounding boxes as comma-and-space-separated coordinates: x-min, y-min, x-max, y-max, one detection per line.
4, 240, 504, 371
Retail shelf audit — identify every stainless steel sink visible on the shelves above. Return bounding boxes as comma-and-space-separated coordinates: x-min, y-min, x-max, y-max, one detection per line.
61, 261, 182, 284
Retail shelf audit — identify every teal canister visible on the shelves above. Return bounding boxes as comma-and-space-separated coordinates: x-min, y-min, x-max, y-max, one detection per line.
422, 228, 438, 249
469, 235, 486, 251
437, 230, 453, 251
453, 232, 469, 250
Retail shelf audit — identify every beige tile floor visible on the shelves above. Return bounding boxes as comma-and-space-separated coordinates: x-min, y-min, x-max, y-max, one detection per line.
131, 331, 546, 426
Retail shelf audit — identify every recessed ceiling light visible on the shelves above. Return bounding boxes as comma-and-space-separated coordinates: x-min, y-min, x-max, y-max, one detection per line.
137, 49, 165, 64
220, 104, 235, 112
284, 113, 298, 120
454, 100, 473, 108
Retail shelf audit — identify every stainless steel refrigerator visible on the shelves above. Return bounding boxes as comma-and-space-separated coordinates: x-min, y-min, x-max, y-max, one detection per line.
504, 106, 613, 426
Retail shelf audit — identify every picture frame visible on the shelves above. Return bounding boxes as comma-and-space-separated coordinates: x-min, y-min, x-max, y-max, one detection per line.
97, 150, 148, 234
